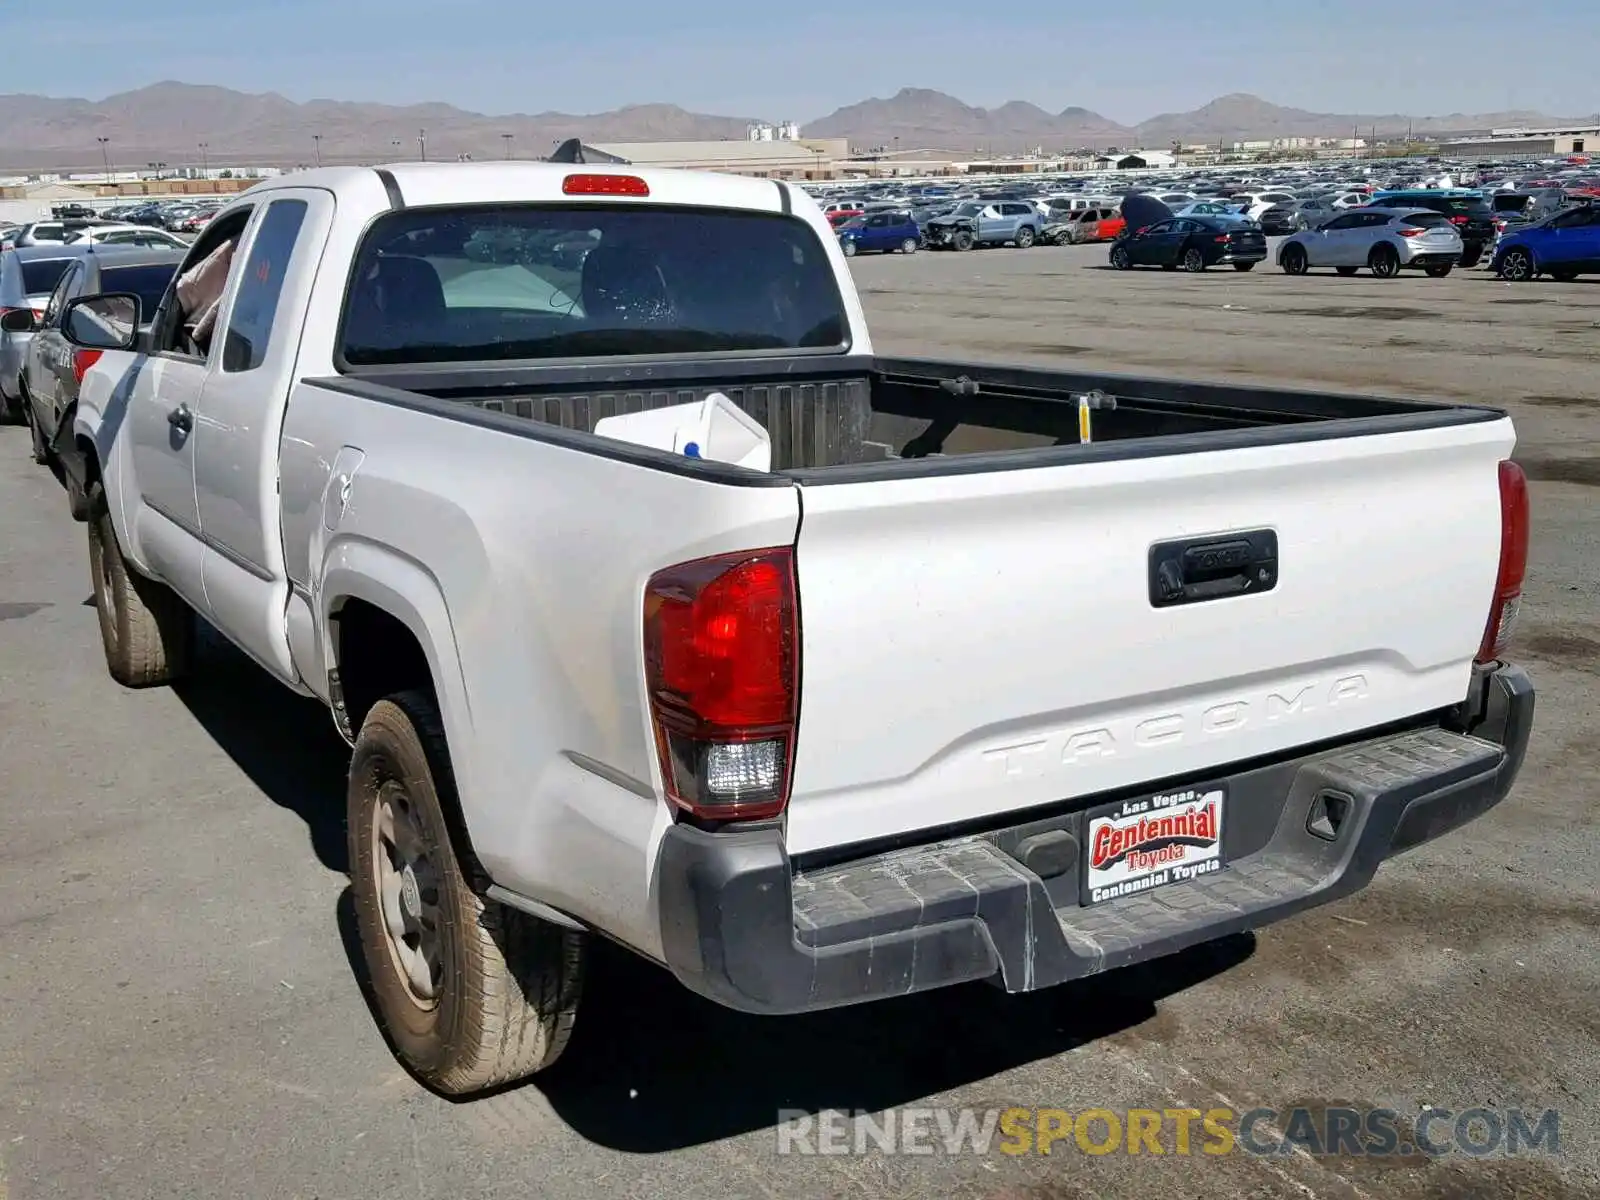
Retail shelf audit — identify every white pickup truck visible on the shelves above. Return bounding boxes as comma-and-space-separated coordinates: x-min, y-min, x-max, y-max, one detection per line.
56, 162, 1534, 1097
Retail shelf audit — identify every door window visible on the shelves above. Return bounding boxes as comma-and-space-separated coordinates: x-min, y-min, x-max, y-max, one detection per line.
41, 262, 82, 326
222, 199, 309, 373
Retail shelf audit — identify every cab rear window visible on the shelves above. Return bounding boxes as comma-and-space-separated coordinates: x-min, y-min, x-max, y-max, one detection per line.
21, 258, 72, 295
338, 204, 849, 367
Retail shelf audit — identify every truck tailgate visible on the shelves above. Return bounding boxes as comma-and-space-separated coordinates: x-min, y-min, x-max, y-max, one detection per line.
784, 417, 1515, 856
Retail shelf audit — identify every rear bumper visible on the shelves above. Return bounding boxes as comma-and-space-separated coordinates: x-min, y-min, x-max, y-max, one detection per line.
1403, 251, 1463, 267
656, 662, 1533, 1015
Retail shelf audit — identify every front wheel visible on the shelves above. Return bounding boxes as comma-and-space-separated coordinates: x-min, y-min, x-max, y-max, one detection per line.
900, 238, 919, 254
1109, 244, 1131, 270
841, 240, 858, 258
1014, 226, 1035, 249
350, 691, 585, 1096
1232, 261, 1255, 272
1423, 263, 1454, 278
1280, 244, 1309, 275
1497, 248, 1535, 282
1368, 244, 1400, 279
87, 482, 193, 687
953, 230, 975, 251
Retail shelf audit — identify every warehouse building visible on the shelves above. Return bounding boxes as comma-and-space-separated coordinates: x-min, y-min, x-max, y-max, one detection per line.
583, 137, 852, 180
1440, 124, 1599, 158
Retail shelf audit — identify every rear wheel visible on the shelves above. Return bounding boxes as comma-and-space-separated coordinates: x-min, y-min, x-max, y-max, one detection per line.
900, 238, 919, 254
1423, 263, 1454, 278
350, 691, 585, 1096
1280, 244, 1308, 275
1368, 244, 1400, 279
1232, 261, 1255, 272
1182, 246, 1206, 272
1109, 244, 1131, 270
1498, 248, 1535, 282
1014, 226, 1035, 249
87, 482, 193, 688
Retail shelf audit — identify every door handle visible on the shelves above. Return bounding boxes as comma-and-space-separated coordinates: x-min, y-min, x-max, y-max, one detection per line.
167, 403, 193, 434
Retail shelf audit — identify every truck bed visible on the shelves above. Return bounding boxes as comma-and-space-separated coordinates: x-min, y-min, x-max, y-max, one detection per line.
325, 354, 1498, 479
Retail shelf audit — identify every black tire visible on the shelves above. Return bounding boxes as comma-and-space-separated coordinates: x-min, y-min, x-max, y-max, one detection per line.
21, 384, 50, 465
1497, 248, 1535, 282
953, 230, 975, 251
350, 691, 585, 1096
1232, 261, 1256, 272
1109, 244, 1131, 270
1368, 244, 1400, 279
1423, 263, 1453, 278
1182, 246, 1206, 272
1335, 266, 1358, 277
87, 482, 193, 688
1014, 225, 1035, 249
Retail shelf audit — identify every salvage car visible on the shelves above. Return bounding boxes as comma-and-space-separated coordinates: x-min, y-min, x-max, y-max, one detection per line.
836, 211, 921, 256
59, 162, 1534, 1098
924, 201, 1042, 249
1278, 208, 1463, 278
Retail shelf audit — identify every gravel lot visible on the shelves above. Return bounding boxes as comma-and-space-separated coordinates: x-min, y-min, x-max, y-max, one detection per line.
0, 240, 1596, 1200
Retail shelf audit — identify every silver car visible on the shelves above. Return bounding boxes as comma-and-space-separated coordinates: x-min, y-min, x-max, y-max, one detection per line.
0, 245, 93, 417
1276, 207, 1464, 279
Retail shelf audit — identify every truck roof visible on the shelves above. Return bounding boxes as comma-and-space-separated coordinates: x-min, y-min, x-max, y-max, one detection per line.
230, 161, 802, 220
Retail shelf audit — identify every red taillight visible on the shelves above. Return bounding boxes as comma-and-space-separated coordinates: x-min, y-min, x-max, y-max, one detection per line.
1450, 215, 1469, 225
72, 348, 103, 384
1397, 227, 1425, 238
643, 547, 798, 821
1214, 234, 1231, 243
1478, 461, 1530, 664
562, 173, 649, 197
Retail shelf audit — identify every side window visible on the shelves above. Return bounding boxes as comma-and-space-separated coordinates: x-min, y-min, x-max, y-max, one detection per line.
1323, 215, 1356, 231
1145, 220, 1173, 235
222, 199, 308, 374
42, 263, 80, 326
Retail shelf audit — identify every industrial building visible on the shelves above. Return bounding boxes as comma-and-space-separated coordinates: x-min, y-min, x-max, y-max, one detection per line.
1440, 124, 1599, 158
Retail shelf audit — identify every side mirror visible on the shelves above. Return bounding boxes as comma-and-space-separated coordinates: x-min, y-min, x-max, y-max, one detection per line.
0, 307, 36, 333
61, 292, 140, 352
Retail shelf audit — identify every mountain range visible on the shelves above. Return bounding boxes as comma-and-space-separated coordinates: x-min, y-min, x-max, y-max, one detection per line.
0, 82, 1580, 173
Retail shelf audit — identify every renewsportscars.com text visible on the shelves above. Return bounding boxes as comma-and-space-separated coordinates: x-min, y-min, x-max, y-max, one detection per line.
775, 1106, 1561, 1158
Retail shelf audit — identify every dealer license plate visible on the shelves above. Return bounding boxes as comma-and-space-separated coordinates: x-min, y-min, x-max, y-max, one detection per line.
1081, 785, 1227, 906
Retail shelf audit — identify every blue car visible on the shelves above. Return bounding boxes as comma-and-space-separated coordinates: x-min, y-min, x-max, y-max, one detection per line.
836, 211, 922, 257
1490, 203, 1600, 281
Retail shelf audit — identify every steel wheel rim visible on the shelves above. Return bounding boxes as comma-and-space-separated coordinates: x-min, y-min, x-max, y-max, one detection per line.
372, 780, 444, 1009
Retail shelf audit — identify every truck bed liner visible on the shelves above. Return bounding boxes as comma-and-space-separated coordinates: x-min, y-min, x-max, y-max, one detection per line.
336, 355, 1498, 476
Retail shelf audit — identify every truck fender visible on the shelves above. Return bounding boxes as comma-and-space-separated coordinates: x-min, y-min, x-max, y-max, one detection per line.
318, 541, 481, 844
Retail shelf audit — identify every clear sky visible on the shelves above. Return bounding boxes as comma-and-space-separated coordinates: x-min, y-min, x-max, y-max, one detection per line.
3, 0, 1595, 122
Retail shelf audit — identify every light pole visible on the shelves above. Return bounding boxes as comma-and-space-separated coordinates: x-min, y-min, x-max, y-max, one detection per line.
198, 141, 209, 175
97, 136, 111, 182
501, 132, 513, 159
313, 134, 322, 167
418, 128, 427, 162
